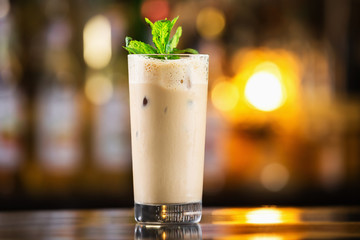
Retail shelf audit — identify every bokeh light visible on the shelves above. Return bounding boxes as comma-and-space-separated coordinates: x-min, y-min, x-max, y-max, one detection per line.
211, 80, 240, 112
254, 61, 282, 81
246, 208, 282, 224
245, 71, 284, 112
141, 0, 169, 22
196, 7, 225, 40
260, 163, 290, 192
85, 73, 113, 105
0, 0, 10, 19
250, 236, 284, 240
83, 15, 112, 69
212, 207, 301, 225
220, 48, 301, 128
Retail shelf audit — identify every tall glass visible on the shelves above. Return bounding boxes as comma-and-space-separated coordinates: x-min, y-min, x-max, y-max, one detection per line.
128, 54, 209, 223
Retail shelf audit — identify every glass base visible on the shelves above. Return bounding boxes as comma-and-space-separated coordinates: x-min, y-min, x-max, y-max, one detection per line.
134, 202, 202, 224
135, 224, 202, 239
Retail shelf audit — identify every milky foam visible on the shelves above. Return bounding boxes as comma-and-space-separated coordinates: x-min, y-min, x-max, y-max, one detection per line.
128, 55, 208, 90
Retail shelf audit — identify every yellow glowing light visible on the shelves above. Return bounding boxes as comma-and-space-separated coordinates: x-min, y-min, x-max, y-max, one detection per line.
245, 71, 284, 112
254, 62, 282, 81
261, 163, 290, 192
196, 7, 225, 39
83, 15, 112, 69
212, 208, 301, 225
0, 0, 10, 18
85, 73, 113, 105
161, 205, 167, 219
250, 236, 283, 240
227, 48, 301, 129
211, 81, 239, 112
145, 225, 161, 229
246, 208, 282, 224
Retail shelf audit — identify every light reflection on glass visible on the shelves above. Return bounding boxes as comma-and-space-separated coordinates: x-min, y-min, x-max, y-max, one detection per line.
161, 205, 167, 219
135, 224, 201, 240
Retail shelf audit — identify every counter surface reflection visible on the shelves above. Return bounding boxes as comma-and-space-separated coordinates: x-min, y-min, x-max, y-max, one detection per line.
0, 207, 359, 239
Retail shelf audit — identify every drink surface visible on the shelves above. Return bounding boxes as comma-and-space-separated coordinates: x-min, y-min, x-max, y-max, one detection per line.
128, 55, 208, 204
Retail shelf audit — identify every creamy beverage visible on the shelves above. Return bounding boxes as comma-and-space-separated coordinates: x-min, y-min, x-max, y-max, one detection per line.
128, 54, 208, 223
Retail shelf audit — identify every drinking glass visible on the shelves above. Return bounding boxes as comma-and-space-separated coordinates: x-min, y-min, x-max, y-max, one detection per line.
128, 54, 209, 223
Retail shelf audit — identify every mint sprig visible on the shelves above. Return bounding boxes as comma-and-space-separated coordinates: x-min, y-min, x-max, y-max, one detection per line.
124, 37, 157, 54
124, 17, 198, 56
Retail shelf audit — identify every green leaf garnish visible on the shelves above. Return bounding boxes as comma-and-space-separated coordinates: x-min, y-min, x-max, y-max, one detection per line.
124, 38, 157, 54
167, 26, 182, 53
124, 17, 198, 56
173, 48, 199, 54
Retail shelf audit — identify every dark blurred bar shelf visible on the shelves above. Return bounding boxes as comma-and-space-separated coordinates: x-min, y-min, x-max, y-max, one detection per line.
0, 206, 360, 239
1, 0, 360, 211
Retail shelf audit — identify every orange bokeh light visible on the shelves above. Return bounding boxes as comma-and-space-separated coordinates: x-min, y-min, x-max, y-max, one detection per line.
213, 48, 302, 132
141, 0, 169, 22
212, 207, 301, 225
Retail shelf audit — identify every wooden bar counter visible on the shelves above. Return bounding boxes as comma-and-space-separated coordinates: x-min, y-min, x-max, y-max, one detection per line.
0, 206, 360, 239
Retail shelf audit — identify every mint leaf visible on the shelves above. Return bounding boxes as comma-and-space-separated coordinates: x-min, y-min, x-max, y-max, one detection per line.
170, 16, 179, 30
123, 39, 157, 54
123, 47, 140, 54
151, 20, 172, 53
124, 16, 198, 56
167, 26, 182, 53
173, 48, 199, 54
144, 18, 154, 29
125, 36, 132, 47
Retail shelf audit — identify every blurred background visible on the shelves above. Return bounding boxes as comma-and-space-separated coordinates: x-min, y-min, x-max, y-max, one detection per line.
0, 0, 359, 210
